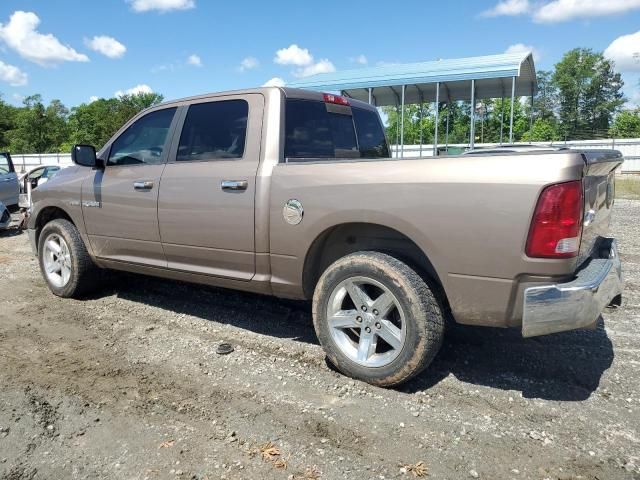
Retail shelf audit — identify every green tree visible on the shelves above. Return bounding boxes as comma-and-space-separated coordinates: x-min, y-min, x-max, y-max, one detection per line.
383, 96, 534, 147
68, 92, 164, 149
532, 70, 558, 121
8, 95, 70, 153
68, 98, 128, 149
610, 110, 640, 138
521, 118, 561, 141
0, 94, 18, 149
553, 48, 625, 140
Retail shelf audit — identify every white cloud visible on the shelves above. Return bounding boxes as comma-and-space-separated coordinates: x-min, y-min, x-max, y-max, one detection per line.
294, 59, 336, 78
85, 35, 126, 59
274, 44, 313, 66
350, 54, 368, 65
187, 54, 202, 67
482, 0, 640, 22
604, 31, 640, 72
115, 84, 154, 97
129, 0, 195, 12
0, 11, 89, 66
505, 43, 541, 62
89, 96, 99, 103
534, 0, 640, 22
481, 0, 530, 17
274, 44, 335, 78
262, 77, 285, 87
239, 56, 259, 72
0, 60, 27, 86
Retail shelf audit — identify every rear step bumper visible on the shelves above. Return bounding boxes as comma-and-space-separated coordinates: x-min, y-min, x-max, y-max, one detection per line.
522, 238, 623, 337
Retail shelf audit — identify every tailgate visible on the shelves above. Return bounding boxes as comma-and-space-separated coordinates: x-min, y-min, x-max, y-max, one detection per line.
578, 150, 624, 264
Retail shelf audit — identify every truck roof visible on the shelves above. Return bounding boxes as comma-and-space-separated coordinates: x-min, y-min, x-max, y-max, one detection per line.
154, 86, 378, 112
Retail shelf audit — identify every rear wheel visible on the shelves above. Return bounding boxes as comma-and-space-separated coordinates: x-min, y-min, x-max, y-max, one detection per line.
38, 219, 100, 298
312, 251, 444, 387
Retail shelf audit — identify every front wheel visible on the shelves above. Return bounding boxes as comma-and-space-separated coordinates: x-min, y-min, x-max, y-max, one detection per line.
38, 219, 100, 298
312, 251, 445, 387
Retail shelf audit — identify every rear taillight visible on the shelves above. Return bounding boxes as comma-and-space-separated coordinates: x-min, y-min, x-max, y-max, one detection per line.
323, 93, 350, 106
526, 180, 584, 259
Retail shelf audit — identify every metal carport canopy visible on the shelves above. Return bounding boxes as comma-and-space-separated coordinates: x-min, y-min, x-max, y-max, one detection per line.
288, 52, 537, 106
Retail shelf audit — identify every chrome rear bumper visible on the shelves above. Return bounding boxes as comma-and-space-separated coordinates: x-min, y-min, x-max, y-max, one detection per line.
522, 238, 623, 337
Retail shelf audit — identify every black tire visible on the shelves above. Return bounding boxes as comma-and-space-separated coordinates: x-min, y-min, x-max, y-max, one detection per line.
312, 251, 444, 387
37, 218, 100, 298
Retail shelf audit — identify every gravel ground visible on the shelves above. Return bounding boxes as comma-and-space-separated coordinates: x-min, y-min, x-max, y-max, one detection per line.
0, 200, 639, 480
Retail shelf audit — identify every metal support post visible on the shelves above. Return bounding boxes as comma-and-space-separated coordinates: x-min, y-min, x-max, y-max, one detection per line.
470, 80, 476, 149
400, 85, 405, 158
509, 76, 516, 144
434, 82, 440, 156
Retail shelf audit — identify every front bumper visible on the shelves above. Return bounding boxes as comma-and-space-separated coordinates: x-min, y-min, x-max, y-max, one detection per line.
522, 238, 623, 337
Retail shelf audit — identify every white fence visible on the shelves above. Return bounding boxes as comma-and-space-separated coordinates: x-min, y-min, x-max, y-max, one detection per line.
10, 138, 640, 173
392, 138, 640, 173
11, 153, 73, 172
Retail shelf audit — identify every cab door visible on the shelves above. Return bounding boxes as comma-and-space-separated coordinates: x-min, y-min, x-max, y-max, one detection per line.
157, 94, 264, 280
82, 107, 179, 267
0, 153, 19, 207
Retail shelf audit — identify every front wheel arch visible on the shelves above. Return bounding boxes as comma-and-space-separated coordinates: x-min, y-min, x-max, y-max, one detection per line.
33, 206, 74, 253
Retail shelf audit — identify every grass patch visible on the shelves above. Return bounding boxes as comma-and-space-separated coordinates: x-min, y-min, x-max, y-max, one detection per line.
616, 176, 640, 200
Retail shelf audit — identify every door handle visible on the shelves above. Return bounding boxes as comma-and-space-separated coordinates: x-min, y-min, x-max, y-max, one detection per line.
133, 180, 154, 191
221, 180, 248, 191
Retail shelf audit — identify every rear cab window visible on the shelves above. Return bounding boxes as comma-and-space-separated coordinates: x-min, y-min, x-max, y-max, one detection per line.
284, 98, 389, 161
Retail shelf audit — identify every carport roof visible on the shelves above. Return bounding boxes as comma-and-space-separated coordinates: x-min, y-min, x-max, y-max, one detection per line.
288, 52, 537, 106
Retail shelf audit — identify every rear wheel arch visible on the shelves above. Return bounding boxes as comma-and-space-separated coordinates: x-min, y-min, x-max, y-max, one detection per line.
302, 223, 448, 308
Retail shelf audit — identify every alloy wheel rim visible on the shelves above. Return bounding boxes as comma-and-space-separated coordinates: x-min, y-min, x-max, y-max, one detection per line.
327, 276, 406, 368
42, 233, 72, 288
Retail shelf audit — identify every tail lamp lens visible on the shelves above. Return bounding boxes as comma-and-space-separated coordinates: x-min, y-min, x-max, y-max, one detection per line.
526, 180, 584, 259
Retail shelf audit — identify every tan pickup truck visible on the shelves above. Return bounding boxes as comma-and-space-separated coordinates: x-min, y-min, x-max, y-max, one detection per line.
27, 87, 624, 386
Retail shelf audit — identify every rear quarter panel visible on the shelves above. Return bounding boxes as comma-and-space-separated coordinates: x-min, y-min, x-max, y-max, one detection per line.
269, 152, 586, 326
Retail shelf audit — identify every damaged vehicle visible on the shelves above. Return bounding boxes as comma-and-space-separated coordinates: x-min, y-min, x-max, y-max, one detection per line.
19, 165, 62, 193
26, 87, 624, 386
0, 201, 11, 230
0, 152, 19, 210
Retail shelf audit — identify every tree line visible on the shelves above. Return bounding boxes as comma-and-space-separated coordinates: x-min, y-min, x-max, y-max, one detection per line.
1, 47, 639, 154
0, 92, 164, 154
384, 48, 640, 145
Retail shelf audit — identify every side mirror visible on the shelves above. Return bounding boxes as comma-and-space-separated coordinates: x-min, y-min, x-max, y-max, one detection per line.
71, 144, 103, 168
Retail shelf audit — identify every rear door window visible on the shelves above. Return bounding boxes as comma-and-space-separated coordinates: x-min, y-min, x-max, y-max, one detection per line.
284, 99, 389, 161
177, 100, 249, 161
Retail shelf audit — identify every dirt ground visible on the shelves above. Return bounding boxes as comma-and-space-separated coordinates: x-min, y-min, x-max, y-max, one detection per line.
1, 201, 639, 480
